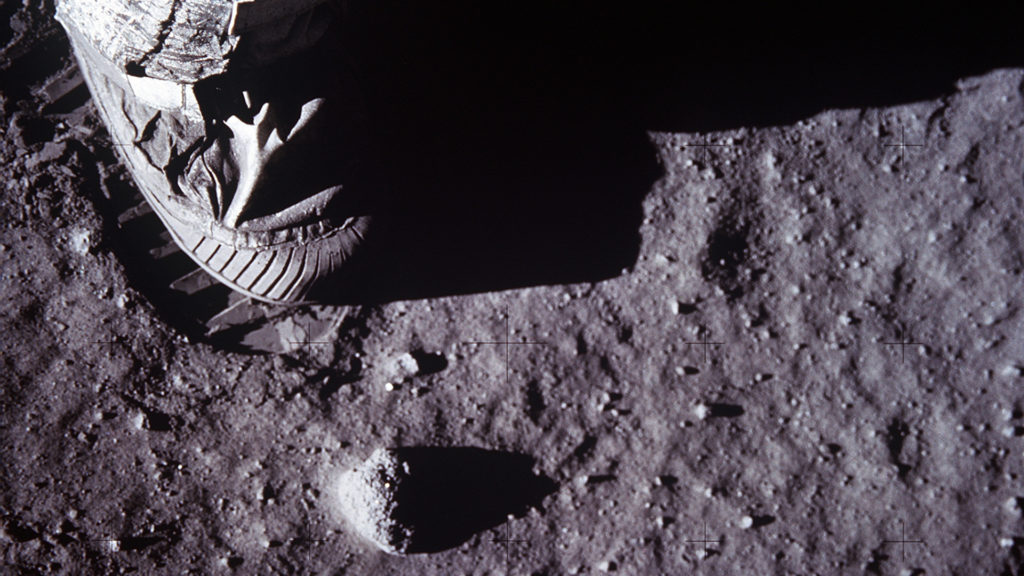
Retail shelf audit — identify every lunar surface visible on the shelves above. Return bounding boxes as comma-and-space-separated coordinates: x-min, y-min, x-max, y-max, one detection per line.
2, 3, 1023, 575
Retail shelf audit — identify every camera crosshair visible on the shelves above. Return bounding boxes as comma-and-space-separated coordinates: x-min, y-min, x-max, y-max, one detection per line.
491, 522, 528, 574
682, 326, 724, 364
685, 521, 722, 558
882, 326, 921, 363
463, 305, 549, 387
287, 319, 332, 351
681, 134, 738, 167
883, 126, 923, 168
881, 519, 924, 562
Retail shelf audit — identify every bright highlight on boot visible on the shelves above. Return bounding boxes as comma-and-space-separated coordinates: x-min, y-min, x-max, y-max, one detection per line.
56, 0, 374, 304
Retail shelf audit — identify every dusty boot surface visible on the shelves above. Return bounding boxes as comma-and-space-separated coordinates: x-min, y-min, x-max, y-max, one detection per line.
56, 0, 374, 304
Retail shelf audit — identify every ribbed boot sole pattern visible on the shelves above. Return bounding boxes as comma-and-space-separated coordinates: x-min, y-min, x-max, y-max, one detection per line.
66, 22, 369, 306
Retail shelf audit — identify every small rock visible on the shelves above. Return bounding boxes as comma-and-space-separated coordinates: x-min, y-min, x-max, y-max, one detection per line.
1002, 497, 1021, 516
69, 228, 93, 255
393, 352, 419, 379
25, 141, 66, 170
102, 539, 120, 552
693, 403, 709, 420
1000, 365, 1022, 378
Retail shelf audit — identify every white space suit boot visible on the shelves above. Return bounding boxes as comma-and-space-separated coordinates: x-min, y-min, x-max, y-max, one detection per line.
57, 0, 374, 304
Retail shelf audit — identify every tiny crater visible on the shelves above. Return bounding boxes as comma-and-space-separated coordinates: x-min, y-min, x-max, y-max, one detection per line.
120, 536, 163, 551
708, 403, 745, 418
318, 357, 362, 402
525, 380, 545, 424
703, 220, 749, 298
144, 409, 174, 432
260, 484, 276, 501
410, 349, 448, 375
572, 435, 598, 462
700, 192, 762, 300
9, 113, 54, 147
752, 515, 776, 528
959, 143, 981, 172
677, 302, 698, 315
5, 519, 40, 542
885, 419, 909, 463
575, 332, 588, 355
885, 418, 913, 480
656, 475, 678, 489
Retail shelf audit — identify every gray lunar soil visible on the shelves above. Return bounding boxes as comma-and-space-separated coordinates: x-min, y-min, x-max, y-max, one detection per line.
3, 3, 1024, 576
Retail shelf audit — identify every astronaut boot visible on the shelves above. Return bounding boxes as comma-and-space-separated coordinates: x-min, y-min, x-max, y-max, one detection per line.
56, 0, 374, 304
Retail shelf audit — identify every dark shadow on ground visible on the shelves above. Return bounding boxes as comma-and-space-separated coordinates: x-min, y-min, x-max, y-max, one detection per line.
327, 2, 1023, 304
10, 3, 1022, 316
332, 3, 663, 303
381, 446, 557, 554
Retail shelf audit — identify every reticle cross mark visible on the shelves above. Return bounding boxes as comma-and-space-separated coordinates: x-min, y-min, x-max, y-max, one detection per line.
491, 522, 528, 574
683, 326, 724, 364
287, 319, 332, 351
685, 521, 723, 559
882, 519, 924, 562
682, 134, 738, 167
882, 326, 922, 363
883, 126, 923, 169
464, 306, 549, 387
